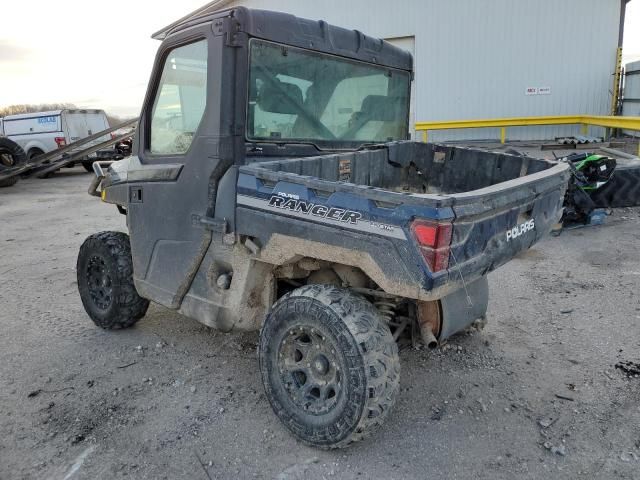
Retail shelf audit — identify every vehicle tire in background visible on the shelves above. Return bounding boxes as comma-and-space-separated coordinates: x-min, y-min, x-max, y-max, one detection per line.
77, 231, 149, 329
27, 148, 44, 161
589, 163, 640, 208
82, 161, 95, 173
26, 148, 56, 179
0, 137, 27, 188
259, 284, 400, 449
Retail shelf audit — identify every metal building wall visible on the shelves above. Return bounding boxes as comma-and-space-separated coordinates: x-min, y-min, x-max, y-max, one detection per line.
223, 0, 622, 141
622, 60, 640, 136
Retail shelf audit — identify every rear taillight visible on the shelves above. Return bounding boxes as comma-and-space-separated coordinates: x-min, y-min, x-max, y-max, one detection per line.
411, 219, 453, 272
54, 137, 66, 148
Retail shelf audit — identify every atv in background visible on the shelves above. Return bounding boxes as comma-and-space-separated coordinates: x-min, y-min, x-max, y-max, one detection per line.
561, 152, 616, 226
113, 136, 133, 158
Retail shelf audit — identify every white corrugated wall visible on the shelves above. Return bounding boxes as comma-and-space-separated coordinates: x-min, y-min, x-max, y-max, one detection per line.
222, 0, 622, 141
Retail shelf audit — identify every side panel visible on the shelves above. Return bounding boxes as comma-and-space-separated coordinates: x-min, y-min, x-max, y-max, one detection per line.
2, 114, 62, 136
5, 135, 56, 154
4, 115, 62, 154
236, 171, 454, 298
19, 136, 58, 155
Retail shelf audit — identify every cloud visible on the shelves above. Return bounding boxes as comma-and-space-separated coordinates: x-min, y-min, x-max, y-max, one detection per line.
0, 39, 32, 63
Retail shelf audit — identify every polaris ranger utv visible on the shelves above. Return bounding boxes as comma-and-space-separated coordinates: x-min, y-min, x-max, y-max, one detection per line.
78, 7, 570, 448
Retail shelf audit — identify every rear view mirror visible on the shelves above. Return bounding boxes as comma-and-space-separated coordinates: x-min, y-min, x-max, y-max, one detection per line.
257, 80, 303, 114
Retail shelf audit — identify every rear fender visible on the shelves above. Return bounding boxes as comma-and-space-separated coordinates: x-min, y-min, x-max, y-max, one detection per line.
24, 139, 51, 155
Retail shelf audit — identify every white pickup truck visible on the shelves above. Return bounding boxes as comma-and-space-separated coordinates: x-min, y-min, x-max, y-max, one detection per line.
0, 109, 114, 170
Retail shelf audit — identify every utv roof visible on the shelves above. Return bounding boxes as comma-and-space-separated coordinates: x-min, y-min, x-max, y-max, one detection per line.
152, 4, 413, 71
152, 0, 235, 40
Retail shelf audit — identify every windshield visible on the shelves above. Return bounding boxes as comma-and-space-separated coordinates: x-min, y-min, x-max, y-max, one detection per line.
247, 39, 411, 149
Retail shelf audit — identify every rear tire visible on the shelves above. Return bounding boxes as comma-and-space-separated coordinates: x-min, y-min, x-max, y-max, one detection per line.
259, 284, 400, 448
82, 161, 94, 173
27, 148, 57, 178
27, 148, 44, 161
77, 231, 149, 329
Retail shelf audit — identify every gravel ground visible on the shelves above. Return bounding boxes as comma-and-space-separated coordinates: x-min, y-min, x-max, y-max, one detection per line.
1, 169, 639, 480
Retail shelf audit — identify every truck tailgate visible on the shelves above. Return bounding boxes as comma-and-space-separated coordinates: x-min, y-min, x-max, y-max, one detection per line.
447, 165, 568, 282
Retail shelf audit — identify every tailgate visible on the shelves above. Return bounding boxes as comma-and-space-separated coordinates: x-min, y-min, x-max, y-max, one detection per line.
448, 163, 569, 280
64, 111, 111, 144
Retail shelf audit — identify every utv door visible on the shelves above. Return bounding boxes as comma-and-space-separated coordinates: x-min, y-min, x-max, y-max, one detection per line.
126, 25, 234, 308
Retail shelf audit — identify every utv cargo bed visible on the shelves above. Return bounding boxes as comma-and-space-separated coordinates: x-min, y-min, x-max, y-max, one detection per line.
237, 141, 569, 299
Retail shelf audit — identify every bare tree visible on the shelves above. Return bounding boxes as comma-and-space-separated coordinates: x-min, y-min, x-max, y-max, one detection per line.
0, 103, 77, 117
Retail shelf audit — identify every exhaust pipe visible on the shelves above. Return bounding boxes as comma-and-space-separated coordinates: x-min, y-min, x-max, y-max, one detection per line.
417, 300, 441, 349
420, 324, 438, 349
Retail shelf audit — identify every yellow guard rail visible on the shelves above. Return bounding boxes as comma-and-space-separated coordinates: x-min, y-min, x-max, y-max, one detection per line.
415, 115, 640, 154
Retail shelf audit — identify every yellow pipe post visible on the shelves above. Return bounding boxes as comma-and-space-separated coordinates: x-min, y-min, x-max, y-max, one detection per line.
580, 124, 588, 135
422, 130, 428, 143
500, 127, 506, 144
611, 47, 623, 116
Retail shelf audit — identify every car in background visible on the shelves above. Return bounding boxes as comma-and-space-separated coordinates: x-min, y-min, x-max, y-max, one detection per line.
0, 109, 116, 171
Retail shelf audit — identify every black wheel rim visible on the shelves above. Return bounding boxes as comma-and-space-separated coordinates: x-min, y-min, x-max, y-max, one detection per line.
86, 255, 113, 310
278, 326, 342, 415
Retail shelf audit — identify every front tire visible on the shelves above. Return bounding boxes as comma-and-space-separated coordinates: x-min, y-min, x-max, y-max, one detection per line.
77, 231, 149, 329
259, 284, 400, 448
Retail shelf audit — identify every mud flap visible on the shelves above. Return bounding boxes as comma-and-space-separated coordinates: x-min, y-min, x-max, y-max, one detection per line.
438, 276, 489, 341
